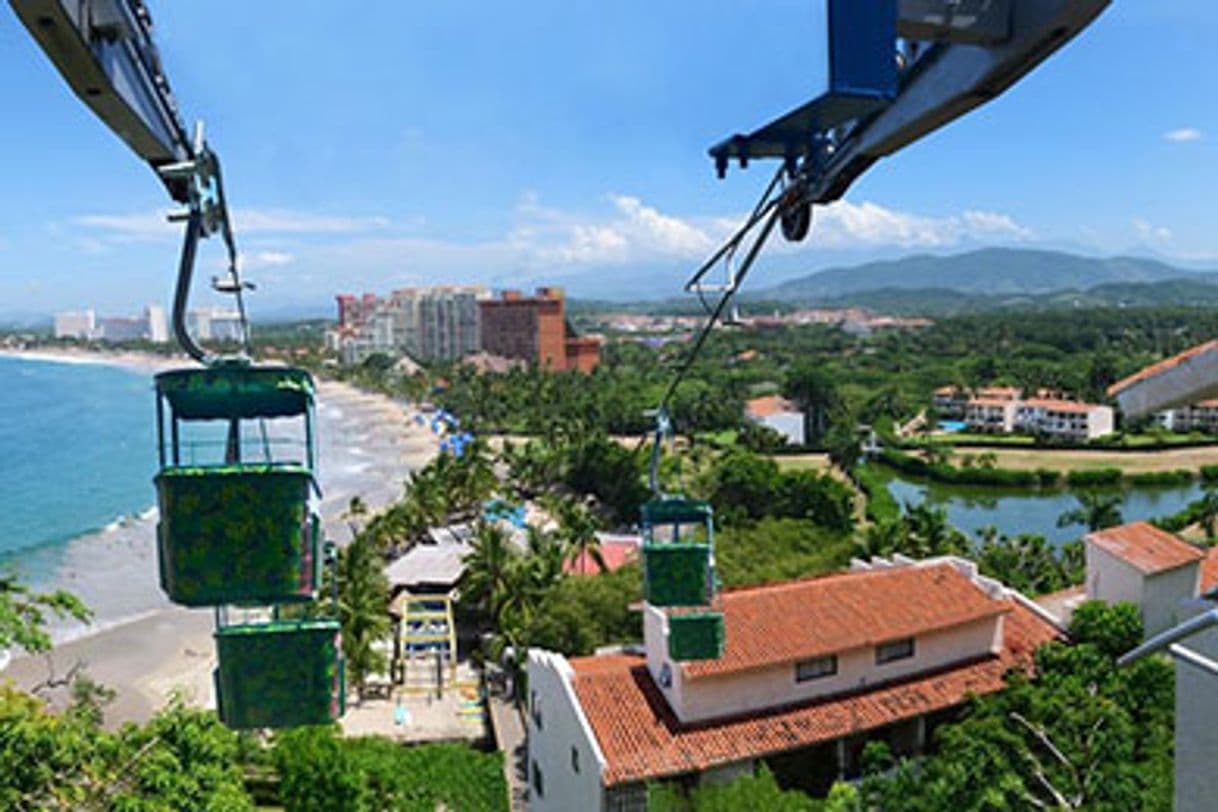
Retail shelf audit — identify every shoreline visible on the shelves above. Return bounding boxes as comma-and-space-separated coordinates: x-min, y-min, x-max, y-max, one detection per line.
0, 347, 439, 725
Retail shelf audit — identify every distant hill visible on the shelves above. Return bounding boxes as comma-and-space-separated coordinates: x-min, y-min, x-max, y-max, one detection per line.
751, 248, 1210, 303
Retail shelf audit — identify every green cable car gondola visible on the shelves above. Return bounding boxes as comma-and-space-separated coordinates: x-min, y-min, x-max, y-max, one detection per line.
154, 363, 322, 606
214, 616, 345, 729
641, 498, 716, 608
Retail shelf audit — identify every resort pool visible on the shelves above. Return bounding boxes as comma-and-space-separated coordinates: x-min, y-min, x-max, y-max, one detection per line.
936, 420, 968, 433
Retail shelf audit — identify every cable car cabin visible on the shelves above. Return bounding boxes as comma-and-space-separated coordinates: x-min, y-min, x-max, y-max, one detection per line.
668, 610, 726, 662
641, 498, 716, 608
214, 618, 344, 729
154, 364, 321, 606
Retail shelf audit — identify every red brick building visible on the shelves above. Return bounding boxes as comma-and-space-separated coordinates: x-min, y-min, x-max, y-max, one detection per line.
479, 287, 600, 372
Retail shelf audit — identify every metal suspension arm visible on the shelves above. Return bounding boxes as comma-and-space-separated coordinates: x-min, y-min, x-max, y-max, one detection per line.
10, 0, 193, 201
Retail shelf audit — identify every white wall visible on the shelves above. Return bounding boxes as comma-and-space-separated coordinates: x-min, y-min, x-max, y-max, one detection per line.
1086, 542, 1200, 638
1142, 564, 1201, 637
1087, 407, 1115, 439
646, 604, 1003, 724
1085, 544, 1144, 609
1174, 619, 1218, 812
526, 650, 608, 812
753, 412, 805, 446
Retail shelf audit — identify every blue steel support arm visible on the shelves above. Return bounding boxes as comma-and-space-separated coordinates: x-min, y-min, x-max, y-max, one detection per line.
10, 0, 193, 200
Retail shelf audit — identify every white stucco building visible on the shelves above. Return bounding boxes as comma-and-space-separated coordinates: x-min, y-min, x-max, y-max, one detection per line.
1084, 522, 1204, 637
744, 395, 806, 446
526, 557, 1060, 811
1015, 398, 1114, 442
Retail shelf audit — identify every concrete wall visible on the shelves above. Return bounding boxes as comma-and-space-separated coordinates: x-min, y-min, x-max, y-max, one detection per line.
1085, 542, 1200, 637
526, 650, 608, 812
1142, 564, 1201, 637
753, 412, 806, 446
1174, 618, 1218, 812
1085, 543, 1144, 609
645, 604, 1003, 724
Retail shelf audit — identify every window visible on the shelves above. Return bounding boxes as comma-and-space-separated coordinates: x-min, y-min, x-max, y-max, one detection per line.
571, 746, 581, 774
876, 637, 915, 665
659, 663, 672, 688
795, 655, 838, 682
532, 761, 545, 798
530, 691, 542, 729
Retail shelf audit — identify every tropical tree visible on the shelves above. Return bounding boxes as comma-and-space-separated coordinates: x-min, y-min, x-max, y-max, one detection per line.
0, 573, 90, 655
784, 362, 838, 444
335, 533, 392, 702
1056, 491, 1124, 532
1197, 486, 1218, 540
460, 522, 520, 625
547, 495, 605, 575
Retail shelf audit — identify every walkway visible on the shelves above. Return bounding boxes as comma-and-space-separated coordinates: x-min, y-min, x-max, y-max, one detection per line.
489, 696, 529, 811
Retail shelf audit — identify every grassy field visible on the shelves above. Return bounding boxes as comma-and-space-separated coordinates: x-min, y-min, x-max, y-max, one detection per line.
773, 454, 833, 473
952, 446, 1218, 474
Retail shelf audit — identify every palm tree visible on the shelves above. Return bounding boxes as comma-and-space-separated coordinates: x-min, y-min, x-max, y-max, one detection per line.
461, 522, 520, 625
547, 496, 605, 575
1056, 492, 1124, 532
336, 533, 392, 703
1197, 487, 1218, 540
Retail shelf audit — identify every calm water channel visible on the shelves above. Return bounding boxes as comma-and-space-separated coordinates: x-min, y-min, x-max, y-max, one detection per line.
883, 472, 1205, 546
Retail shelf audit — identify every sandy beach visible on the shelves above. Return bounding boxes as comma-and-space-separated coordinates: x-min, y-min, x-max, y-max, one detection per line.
0, 348, 438, 726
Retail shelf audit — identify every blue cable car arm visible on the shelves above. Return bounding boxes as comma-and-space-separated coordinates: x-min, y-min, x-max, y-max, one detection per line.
707, 0, 1110, 245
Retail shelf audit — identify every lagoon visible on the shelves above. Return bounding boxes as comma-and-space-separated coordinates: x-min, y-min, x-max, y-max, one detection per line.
884, 471, 1205, 546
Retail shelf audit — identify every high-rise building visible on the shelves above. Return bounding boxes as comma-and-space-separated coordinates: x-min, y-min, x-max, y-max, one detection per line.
331, 285, 489, 363
479, 287, 600, 372
145, 305, 169, 344
53, 310, 96, 340
186, 308, 243, 343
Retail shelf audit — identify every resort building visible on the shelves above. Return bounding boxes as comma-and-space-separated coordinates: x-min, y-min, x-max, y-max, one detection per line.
744, 395, 806, 446
964, 397, 1017, 434
1014, 398, 1114, 442
1084, 522, 1204, 637
526, 557, 1060, 810
932, 386, 965, 417
1155, 400, 1218, 434
479, 287, 601, 373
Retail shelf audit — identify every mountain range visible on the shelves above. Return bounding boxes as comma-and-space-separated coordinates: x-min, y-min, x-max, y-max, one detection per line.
741, 248, 1218, 315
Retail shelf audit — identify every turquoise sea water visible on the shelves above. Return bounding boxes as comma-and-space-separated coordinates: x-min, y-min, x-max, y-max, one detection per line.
0, 355, 156, 583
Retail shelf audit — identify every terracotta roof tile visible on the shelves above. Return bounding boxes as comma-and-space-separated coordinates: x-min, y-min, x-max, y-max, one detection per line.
968, 398, 1016, 408
745, 395, 800, 418
1108, 340, 1218, 397
564, 539, 639, 576
1086, 522, 1205, 575
677, 565, 1007, 680
1020, 398, 1102, 415
1201, 547, 1218, 593
571, 603, 1060, 787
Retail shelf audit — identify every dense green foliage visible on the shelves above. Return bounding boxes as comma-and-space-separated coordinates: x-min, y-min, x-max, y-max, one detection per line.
274, 727, 507, 812
847, 601, 1172, 811
0, 689, 253, 810
0, 573, 90, 655
649, 765, 816, 811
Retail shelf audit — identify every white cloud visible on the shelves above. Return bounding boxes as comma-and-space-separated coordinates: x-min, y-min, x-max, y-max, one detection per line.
72, 207, 393, 243
1133, 217, 1173, 242
241, 250, 294, 270
1164, 128, 1203, 143
802, 201, 1033, 249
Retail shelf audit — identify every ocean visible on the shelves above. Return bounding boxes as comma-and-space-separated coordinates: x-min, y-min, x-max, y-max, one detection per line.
0, 353, 422, 656
0, 355, 155, 583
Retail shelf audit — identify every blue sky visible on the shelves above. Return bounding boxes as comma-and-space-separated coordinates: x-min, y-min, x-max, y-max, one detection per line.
1, 2, 1216, 316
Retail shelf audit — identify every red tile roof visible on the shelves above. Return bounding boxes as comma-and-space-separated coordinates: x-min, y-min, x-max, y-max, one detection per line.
745, 395, 800, 418
564, 539, 639, 576
977, 386, 1022, 400
678, 564, 1008, 681
571, 602, 1059, 787
1020, 398, 1101, 415
1107, 340, 1218, 397
1201, 547, 1218, 593
1086, 522, 1205, 575
968, 398, 1016, 408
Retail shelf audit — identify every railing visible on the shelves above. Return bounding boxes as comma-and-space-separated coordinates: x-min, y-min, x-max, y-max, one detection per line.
163, 435, 309, 468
